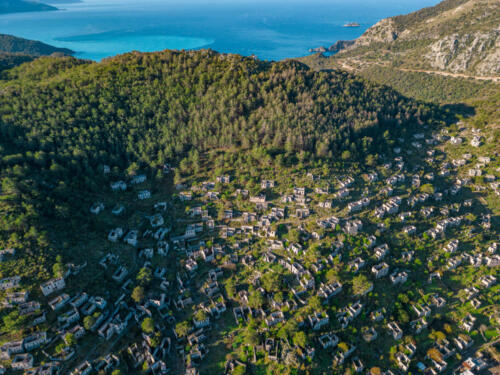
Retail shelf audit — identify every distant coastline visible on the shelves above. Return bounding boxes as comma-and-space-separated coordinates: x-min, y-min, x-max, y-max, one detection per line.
0, 33, 74, 56
44, 0, 82, 3
0, 0, 57, 15
0, 0, 442, 61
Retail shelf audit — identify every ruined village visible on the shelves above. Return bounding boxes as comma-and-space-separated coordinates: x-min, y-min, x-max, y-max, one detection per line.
0, 122, 498, 375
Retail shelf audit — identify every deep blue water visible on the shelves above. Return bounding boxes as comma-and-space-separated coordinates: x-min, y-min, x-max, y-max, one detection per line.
0, 0, 440, 61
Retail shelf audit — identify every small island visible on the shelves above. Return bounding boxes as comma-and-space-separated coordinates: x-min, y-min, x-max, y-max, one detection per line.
343, 22, 360, 27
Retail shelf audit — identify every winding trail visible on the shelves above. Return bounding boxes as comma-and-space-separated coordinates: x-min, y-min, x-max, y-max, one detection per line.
336, 59, 500, 83
398, 67, 500, 82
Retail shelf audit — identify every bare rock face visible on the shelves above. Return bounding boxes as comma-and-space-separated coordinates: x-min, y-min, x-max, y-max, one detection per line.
345, 18, 399, 49
328, 40, 355, 53
309, 46, 327, 53
364, 19, 399, 44
476, 39, 500, 75
425, 31, 500, 75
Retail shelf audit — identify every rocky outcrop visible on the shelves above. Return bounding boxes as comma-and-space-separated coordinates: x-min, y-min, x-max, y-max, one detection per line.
314, 19, 399, 56
328, 40, 355, 53
308, 40, 356, 55
425, 31, 500, 74
348, 18, 399, 48
308, 46, 327, 53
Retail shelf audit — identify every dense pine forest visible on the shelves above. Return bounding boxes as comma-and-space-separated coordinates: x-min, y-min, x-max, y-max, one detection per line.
0, 51, 440, 161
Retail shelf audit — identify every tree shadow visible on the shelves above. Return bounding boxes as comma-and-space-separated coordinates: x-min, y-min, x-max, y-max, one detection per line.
442, 103, 476, 123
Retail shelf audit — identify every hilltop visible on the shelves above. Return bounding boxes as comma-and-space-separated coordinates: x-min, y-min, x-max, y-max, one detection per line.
0, 50, 438, 164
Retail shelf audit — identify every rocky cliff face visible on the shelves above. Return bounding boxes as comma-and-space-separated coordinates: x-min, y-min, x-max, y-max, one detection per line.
350, 18, 399, 47
328, 40, 355, 53
425, 31, 500, 75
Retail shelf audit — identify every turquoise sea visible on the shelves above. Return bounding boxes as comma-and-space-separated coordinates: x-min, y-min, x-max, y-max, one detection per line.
0, 0, 440, 61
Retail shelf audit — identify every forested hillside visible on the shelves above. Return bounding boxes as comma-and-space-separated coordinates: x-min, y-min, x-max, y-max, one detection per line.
0, 49, 444, 293
0, 34, 74, 72
0, 52, 34, 71
0, 34, 73, 56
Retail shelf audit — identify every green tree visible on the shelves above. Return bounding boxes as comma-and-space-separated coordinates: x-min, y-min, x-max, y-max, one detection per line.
2, 311, 27, 331
248, 290, 264, 309
131, 286, 145, 303
243, 325, 259, 347
365, 154, 376, 166
308, 296, 322, 312
175, 321, 190, 338
225, 278, 236, 298
325, 269, 339, 283
64, 333, 76, 346
194, 309, 207, 322
352, 275, 373, 296
338, 342, 349, 352
150, 332, 161, 347
288, 229, 300, 243
293, 331, 307, 348
83, 315, 96, 330
52, 261, 64, 277
341, 150, 351, 160
141, 317, 154, 334
261, 272, 281, 293
126, 162, 139, 176
136, 267, 152, 286
420, 183, 435, 194
233, 366, 246, 375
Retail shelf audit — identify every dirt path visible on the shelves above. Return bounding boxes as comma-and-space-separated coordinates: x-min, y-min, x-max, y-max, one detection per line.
398, 67, 500, 82
336, 59, 500, 83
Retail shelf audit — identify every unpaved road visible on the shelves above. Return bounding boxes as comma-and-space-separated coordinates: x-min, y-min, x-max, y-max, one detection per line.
335, 59, 500, 83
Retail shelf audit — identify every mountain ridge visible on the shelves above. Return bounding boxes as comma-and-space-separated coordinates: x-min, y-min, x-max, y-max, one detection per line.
0, 34, 74, 56
336, 0, 500, 77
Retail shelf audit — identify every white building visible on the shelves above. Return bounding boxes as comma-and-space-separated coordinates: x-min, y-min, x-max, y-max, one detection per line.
138, 190, 151, 200
40, 278, 65, 296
